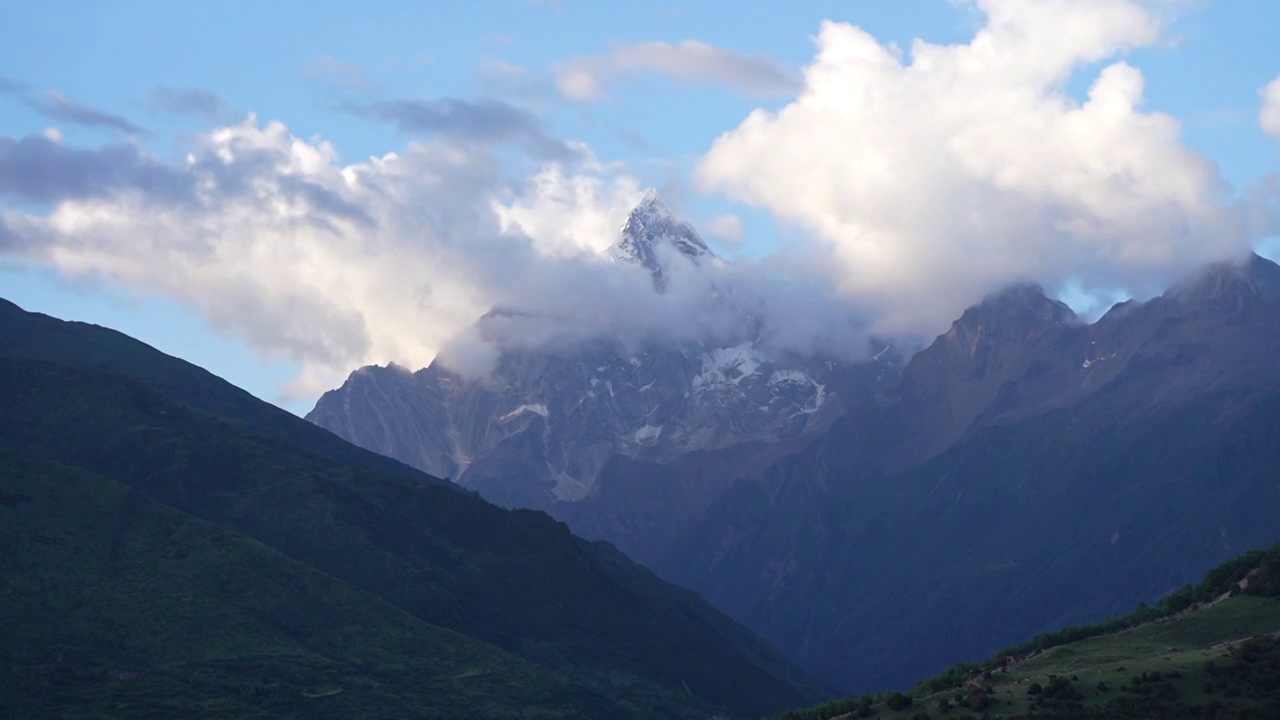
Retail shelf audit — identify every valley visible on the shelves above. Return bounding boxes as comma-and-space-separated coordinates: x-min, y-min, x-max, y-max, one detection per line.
4, 1, 1280, 717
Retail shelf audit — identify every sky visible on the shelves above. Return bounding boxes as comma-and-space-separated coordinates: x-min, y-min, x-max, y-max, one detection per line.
2, 0, 1279, 414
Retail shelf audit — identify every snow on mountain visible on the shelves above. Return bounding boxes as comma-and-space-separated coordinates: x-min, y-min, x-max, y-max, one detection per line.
693, 342, 764, 389
609, 188, 715, 291
308, 191, 902, 508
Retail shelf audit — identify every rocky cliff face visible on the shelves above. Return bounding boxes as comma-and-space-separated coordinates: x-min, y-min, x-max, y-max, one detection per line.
307, 190, 899, 509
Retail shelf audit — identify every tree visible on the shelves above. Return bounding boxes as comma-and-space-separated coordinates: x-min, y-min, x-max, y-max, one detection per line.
885, 692, 913, 711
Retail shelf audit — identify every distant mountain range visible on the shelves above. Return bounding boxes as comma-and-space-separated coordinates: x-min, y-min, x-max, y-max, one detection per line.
663, 252, 1280, 691
308, 190, 1280, 695
308, 190, 900, 564
0, 297, 830, 719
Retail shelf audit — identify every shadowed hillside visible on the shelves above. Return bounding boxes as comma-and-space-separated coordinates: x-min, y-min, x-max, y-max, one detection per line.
0, 299, 832, 719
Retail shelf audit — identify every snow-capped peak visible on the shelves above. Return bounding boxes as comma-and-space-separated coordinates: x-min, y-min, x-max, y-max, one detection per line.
635, 187, 673, 219
610, 187, 715, 291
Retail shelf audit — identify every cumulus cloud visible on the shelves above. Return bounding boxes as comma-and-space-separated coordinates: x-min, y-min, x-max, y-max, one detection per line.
346, 97, 575, 160
696, 0, 1279, 336
555, 40, 800, 101
0, 113, 873, 398
5, 1, 1278, 403
0, 117, 533, 391
705, 213, 745, 246
28, 91, 144, 135
493, 157, 643, 256
146, 86, 238, 123
1262, 76, 1280, 140
433, 237, 872, 383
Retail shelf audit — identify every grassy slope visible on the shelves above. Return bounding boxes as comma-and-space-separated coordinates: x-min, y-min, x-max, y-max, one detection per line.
0, 449, 623, 720
774, 548, 1280, 720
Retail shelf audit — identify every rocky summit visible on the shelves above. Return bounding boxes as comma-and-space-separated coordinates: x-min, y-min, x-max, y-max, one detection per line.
610, 187, 715, 291
307, 190, 900, 513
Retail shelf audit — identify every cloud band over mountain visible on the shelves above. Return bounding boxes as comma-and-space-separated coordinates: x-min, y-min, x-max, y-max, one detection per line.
1, 0, 1278, 399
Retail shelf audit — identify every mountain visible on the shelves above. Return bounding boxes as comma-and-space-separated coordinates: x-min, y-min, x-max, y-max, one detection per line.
663, 252, 1280, 692
611, 187, 714, 291
0, 298, 832, 719
0, 444, 621, 720
307, 190, 901, 561
0, 297, 440, 486
305, 183, 1280, 698
774, 542, 1280, 720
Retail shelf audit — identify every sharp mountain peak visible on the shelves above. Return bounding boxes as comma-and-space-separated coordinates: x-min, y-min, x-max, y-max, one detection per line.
951, 282, 1078, 338
611, 188, 715, 291
1171, 252, 1280, 304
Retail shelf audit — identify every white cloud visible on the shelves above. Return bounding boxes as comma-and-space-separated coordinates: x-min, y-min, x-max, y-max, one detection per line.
7, 1, 1276, 403
696, 0, 1279, 337
2, 114, 871, 398
555, 40, 800, 101
1, 116, 617, 393
705, 213, 745, 246
494, 151, 642, 256
1262, 76, 1280, 140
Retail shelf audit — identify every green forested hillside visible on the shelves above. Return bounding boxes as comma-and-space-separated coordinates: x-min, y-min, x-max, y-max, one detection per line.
0, 449, 622, 719
773, 545, 1280, 720
0, 299, 830, 719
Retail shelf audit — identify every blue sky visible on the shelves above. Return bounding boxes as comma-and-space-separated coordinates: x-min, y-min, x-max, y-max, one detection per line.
2, 0, 1279, 414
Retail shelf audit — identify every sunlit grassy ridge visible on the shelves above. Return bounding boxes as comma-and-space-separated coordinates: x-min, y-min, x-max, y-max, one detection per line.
774, 545, 1280, 720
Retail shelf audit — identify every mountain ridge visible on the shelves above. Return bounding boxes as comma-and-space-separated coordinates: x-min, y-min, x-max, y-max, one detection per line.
773, 542, 1280, 720
307, 192, 1280, 695
663, 252, 1280, 691
308, 194, 897, 510
0, 298, 834, 718
610, 187, 715, 291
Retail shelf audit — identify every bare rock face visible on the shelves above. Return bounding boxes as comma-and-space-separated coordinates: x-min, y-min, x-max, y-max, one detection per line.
611, 187, 714, 291
307, 190, 900, 510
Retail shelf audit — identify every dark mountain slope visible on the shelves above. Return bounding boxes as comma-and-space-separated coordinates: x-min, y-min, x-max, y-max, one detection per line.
0, 447, 620, 720
548, 438, 813, 567
0, 300, 832, 718
0, 298, 443, 485
665, 254, 1280, 692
